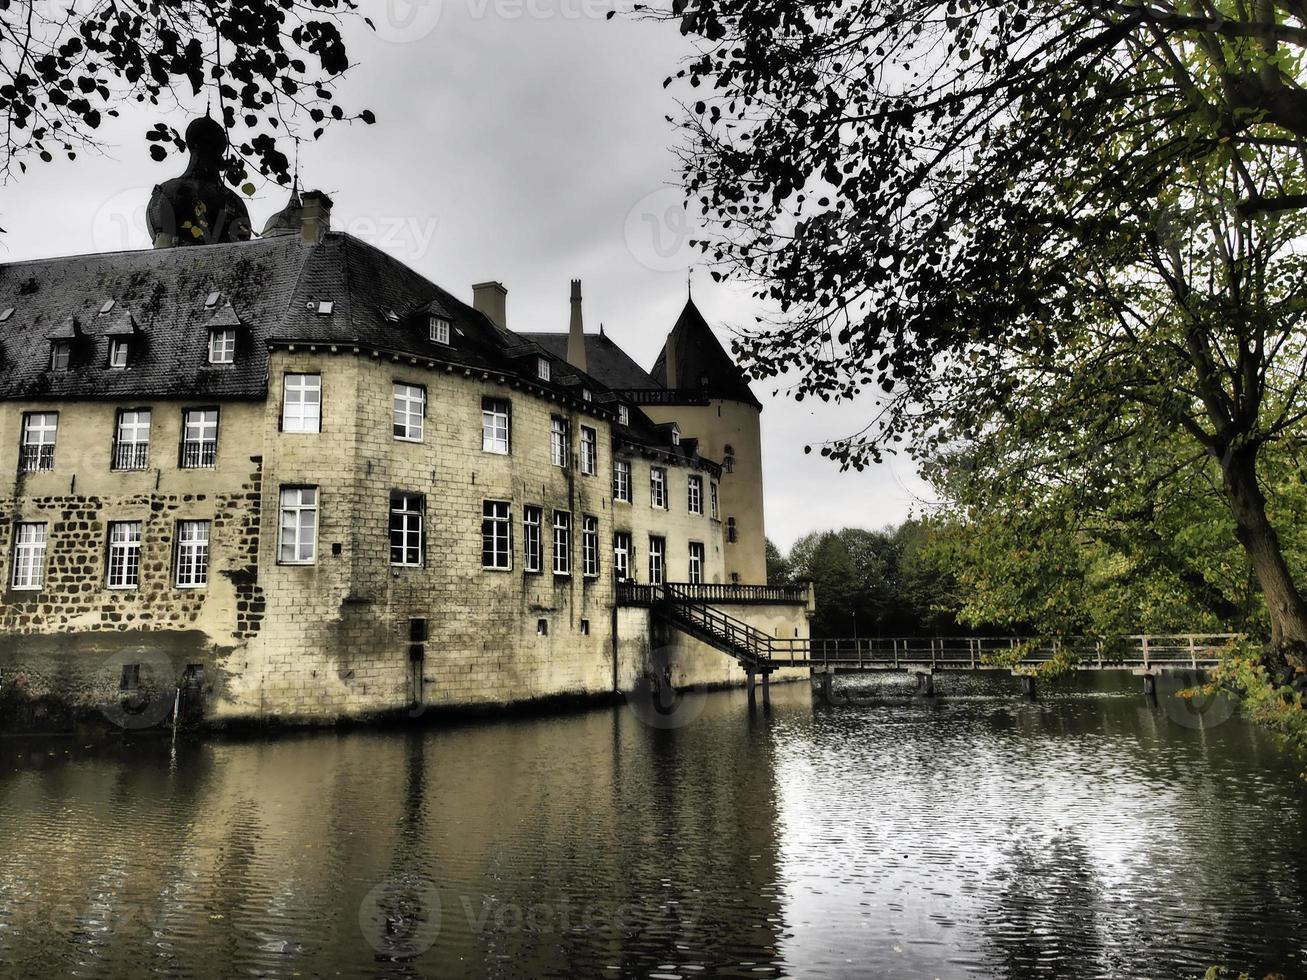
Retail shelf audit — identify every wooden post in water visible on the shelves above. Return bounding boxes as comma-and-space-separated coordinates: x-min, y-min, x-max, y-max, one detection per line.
761, 670, 771, 708
1021, 673, 1036, 699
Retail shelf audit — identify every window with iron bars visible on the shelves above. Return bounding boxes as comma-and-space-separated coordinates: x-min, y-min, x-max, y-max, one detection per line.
181, 409, 219, 468
112, 409, 151, 471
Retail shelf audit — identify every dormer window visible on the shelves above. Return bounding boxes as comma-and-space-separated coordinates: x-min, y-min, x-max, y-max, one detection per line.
49, 341, 71, 372
108, 338, 130, 369
209, 329, 237, 365
537, 357, 551, 382
581, 388, 593, 403
670, 425, 681, 446
618, 404, 630, 426
430, 316, 451, 345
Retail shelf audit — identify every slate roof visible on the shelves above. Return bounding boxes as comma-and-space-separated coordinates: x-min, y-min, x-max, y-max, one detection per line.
0, 233, 713, 468
650, 298, 762, 409
0, 233, 543, 402
529, 332, 661, 391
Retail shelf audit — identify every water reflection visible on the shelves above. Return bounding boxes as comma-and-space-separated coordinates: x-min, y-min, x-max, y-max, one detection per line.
0, 673, 1304, 978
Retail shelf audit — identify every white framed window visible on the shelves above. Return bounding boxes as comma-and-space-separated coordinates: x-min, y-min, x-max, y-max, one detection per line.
670, 425, 681, 446
181, 409, 219, 468
550, 416, 569, 468
278, 487, 318, 564
482, 398, 511, 454
524, 505, 543, 573
710, 481, 719, 520
208, 329, 236, 365
482, 500, 512, 570
112, 409, 151, 471
49, 341, 71, 372
108, 338, 130, 369
10, 522, 48, 591
282, 373, 322, 433
687, 475, 703, 515
617, 404, 630, 427
581, 388, 593, 403
19, 412, 58, 473
391, 492, 425, 567
430, 316, 451, 345
106, 521, 142, 589
613, 459, 632, 503
613, 532, 631, 582
579, 426, 598, 476
688, 541, 705, 584
582, 516, 600, 578
537, 357, 551, 382
648, 535, 665, 587
553, 511, 571, 576
650, 467, 667, 509
175, 520, 210, 588
393, 382, 425, 442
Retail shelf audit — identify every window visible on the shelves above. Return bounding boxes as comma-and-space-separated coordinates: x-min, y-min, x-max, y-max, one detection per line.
278, 487, 318, 564
10, 522, 48, 591
613, 459, 632, 503
582, 515, 600, 578
579, 426, 597, 476
618, 404, 630, 426
670, 425, 681, 446
723, 445, 735, 473
581, 388, 593, 403
108, 338, 130, 369
393, 382, 425, 442
523, 506, 543, 573
49, 341, 71, 371
282, 374, 322, 433
537, 357, 551, 381
580, 619, 590, 636
391, 492, 425, 567
106, 521, 142, 589
482, 500, 512, 570
537, 619, 549, 636
209, 329, 236, 365
648, 536, 666, 587
727, 517, 738, 543
112, 409, 151, 471
613, 532, 632, 582
553, 511, 571, 576
550, 416, 569, 468
650, 467, 667, 509
181, 409, 219, 468
19, 412, 58, 473
710, 481, 720, 520
430, 316, 451, 345
688, 475, 703, 515
688, 542, 705, 584
175, 520, 210, 588
482, 398, 510, 454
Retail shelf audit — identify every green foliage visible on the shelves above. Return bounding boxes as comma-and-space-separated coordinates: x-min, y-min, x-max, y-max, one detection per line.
1210, 639, 1307, 781
0, 1, 374, 187
765, 537, 790, 585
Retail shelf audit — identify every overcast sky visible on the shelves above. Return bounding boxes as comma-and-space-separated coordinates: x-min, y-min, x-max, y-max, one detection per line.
0, 0, 931, 550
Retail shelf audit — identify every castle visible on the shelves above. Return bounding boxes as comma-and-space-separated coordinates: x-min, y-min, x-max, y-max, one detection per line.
0, 118, 809, 728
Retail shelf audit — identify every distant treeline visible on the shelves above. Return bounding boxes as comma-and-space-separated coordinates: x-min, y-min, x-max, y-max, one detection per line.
767, 522, 959, 639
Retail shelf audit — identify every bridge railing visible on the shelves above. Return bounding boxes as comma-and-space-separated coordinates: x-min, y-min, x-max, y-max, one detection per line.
616, 581, 811, 607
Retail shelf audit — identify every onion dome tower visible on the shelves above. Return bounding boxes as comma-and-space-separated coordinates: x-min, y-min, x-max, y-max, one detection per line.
261, 180, 304, 238
146, 116, 252, 248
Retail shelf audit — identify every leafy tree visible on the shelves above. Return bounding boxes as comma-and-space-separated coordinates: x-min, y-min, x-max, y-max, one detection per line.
765, 536, 791, 584
652, 1, 1307, 674
0, 0, 374, 190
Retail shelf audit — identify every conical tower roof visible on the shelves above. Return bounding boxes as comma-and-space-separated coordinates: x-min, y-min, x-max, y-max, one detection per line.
651, 297, 761, 408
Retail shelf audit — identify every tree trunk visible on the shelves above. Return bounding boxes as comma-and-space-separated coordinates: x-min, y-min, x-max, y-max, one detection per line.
1221, 446, 1307, 677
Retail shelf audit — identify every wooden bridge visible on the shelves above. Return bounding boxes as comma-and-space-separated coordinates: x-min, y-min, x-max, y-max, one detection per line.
618, 584, 1237, 700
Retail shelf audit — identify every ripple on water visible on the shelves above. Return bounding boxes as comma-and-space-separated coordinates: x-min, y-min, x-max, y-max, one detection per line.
0, 674, 1303, 979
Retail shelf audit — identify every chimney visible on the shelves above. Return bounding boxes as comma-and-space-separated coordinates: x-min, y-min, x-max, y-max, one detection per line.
301, 190, 333, 245
663, 332, 678, 388
567, 279, 588, 373
472, 281, 508, 329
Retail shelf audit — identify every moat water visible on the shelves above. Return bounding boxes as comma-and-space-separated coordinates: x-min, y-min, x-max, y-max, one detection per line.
0, 672, 1305, 979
